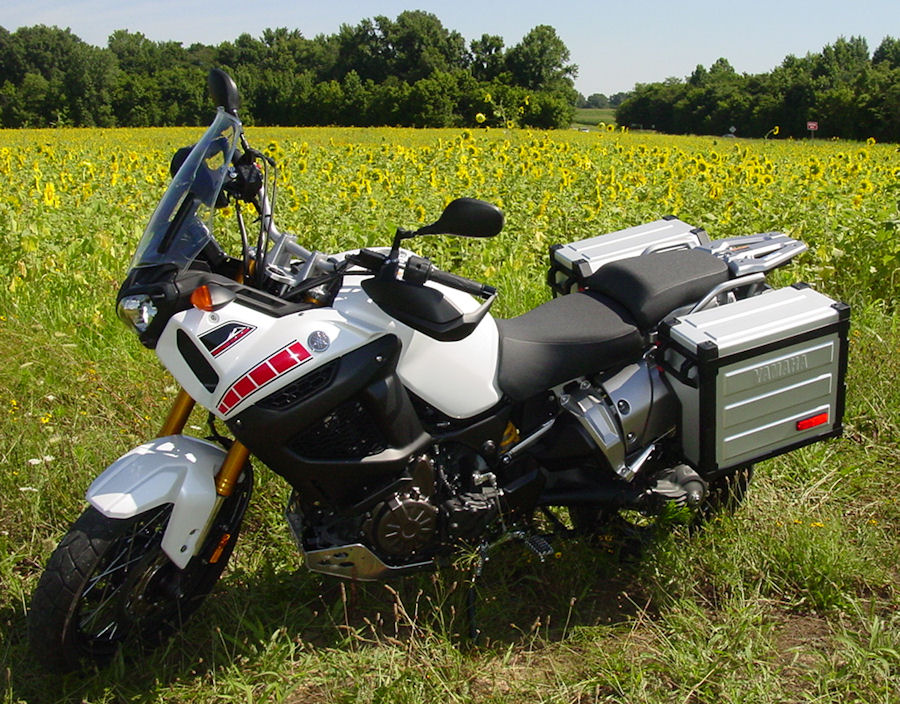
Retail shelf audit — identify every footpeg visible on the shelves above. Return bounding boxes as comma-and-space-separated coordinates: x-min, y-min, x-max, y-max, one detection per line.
524, 534, 554, 561
648, 464, 708, 508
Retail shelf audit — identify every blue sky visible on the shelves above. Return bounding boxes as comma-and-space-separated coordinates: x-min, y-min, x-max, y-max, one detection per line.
4, 0, 898, 94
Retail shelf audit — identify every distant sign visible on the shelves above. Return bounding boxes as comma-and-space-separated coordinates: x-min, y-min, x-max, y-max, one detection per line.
807, 121, 819, 131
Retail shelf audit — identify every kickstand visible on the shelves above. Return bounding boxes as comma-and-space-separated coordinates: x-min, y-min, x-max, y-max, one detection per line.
467, 544, 487, 643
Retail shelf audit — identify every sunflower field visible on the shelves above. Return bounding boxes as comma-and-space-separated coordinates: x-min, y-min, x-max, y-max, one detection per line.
2, 126, 898, 314
1, 125, 898, 703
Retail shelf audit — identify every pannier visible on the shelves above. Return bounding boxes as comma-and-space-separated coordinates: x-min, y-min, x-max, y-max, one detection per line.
548, 221, 850, 477
547, 216, 708, 296
658, 284, 849, 475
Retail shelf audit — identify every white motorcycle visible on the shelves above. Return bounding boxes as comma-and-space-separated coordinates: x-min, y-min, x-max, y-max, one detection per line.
28, 70, 850, 671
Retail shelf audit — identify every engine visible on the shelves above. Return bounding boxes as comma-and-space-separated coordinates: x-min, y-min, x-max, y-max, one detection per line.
364, 489, 438, 557
287, 447, 501, 580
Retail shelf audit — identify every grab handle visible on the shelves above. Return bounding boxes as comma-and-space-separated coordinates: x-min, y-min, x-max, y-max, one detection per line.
689, 273, 766, 314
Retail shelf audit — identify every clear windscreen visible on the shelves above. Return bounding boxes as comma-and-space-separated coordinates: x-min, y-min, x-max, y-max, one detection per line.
130, 109, 242, 271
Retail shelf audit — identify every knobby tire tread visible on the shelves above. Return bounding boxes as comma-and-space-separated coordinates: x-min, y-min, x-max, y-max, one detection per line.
29, 505, 232, 672
29, 507, 122, 671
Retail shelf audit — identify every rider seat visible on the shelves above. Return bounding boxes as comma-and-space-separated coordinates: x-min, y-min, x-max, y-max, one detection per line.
496, 249, 730, 402
582, 249, 730, 331
496, 292, 643, 401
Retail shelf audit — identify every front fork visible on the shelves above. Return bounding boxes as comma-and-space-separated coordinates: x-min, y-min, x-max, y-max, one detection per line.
158, 388, 250, 499
158, 387, 251, 562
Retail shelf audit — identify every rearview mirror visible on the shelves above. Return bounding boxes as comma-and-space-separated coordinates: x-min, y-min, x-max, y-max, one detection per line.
415, 198, 504, 239
208, 69, 240, 116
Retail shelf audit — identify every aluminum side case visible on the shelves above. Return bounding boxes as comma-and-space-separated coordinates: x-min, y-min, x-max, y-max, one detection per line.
548, 216, 708, 296
658, 284, 850, 476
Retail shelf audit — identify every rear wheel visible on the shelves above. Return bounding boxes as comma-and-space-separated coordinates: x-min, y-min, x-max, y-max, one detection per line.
570, 464, 754, 538
694, 464, 754, 524
28, 467, 252, 672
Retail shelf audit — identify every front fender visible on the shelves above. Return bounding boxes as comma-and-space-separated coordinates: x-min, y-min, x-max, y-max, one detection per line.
86, 435, 225, 569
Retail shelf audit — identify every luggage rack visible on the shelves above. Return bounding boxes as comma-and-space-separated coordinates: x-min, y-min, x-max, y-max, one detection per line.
698, 232, 808, 277
548, 219, 808, 296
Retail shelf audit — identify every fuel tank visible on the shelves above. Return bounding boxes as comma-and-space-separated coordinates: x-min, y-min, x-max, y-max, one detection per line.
155, 273, 502, 421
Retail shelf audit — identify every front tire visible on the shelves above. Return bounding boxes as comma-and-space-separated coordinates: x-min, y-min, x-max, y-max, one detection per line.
28, 467, 251, 672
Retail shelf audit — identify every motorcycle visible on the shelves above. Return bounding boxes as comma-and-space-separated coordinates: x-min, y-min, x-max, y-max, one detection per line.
28, 70, 850, 671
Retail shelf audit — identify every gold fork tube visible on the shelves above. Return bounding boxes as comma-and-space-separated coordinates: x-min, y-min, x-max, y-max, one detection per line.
157, 386, 248, 497
158, 388, 196, 437
215, 440, 250, 497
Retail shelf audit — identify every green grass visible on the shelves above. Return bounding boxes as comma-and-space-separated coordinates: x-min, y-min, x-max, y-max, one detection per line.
572, 108, 617, 129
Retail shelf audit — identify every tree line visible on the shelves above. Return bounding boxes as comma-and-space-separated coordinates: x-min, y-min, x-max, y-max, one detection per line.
0, 12, 578, 129
616, 36, 900, 141
577, 92, 630, 109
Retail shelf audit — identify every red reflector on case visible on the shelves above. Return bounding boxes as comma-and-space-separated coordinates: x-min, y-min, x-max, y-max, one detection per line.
797, 412, 829, 431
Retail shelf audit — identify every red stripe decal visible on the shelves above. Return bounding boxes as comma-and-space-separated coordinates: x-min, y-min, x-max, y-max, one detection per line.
217, 341, 311, 415
269, 349, 297, 374
288, 341, 312, 362
233, 376, 256, 398
221, 389, 240, 410
249, 362, 276, 386
211, 326, 254, 357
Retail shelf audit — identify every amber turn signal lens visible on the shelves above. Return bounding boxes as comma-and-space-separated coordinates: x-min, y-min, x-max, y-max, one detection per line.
190, 285, 215, 311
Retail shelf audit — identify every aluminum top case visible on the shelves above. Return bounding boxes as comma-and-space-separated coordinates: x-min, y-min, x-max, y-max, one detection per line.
548, 216, 709, 296
658, 284, 850, 476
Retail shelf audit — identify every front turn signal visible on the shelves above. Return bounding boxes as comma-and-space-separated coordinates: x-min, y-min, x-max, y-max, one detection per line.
190, 283, 235, 312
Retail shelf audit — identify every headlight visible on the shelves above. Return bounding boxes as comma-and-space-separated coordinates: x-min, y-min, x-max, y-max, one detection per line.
117, 294, 158, 333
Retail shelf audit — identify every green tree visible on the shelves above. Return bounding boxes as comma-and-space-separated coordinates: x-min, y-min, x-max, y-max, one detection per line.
470, 34, 505, 81
585, 93, 609, 108
1, 15, 584, 130
408, 71, 460, 127
382, 11, 468, 83
813, 36, 870, 84
331, 19, 389, 83
505, 25, 577, 92
108, 30, 159, 74
523, 90, 575, 128
873, 36, 900, 68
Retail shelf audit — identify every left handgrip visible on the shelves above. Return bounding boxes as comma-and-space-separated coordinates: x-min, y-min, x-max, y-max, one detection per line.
428, 267, 496, 298
404, 254, 495, 299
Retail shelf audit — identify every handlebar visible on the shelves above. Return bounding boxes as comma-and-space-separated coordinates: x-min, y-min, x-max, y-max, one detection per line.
423, 266, 496, 299
347, 250, 495, 299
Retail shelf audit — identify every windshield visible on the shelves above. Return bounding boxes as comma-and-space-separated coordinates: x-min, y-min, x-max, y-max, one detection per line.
130, 109, 242, 271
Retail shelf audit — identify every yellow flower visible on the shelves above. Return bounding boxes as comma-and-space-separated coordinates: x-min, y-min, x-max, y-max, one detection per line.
475, 113, 486, 124
773, 125, 780, 135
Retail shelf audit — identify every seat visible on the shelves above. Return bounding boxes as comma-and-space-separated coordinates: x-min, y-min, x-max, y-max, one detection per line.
496, 292, 643, 402
582, 249, 730, 331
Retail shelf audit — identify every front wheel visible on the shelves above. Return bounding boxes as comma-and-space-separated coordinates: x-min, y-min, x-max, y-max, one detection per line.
28, 467, 252, 672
